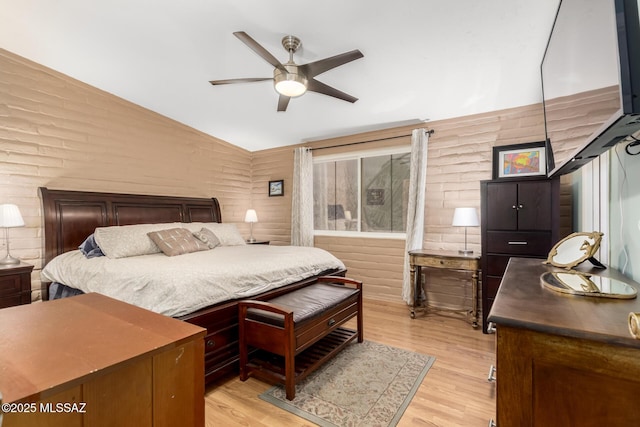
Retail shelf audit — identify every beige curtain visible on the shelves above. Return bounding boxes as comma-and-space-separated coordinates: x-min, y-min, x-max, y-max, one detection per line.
402, 129, 429, 304
291, 147, 314, 246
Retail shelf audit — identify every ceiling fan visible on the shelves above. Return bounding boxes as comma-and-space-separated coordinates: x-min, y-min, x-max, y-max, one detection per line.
209, 31, 364, 112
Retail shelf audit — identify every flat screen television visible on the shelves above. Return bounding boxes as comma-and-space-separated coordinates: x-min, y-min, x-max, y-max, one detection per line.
541, 0, 640, 176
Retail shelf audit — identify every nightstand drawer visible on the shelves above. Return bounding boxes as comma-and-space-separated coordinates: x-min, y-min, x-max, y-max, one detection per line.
0, 275, 22, 297
0, 294, 23, 309
412, 255, 479, 271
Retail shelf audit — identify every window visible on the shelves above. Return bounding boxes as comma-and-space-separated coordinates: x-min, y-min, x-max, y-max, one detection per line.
313, 148, 411, 237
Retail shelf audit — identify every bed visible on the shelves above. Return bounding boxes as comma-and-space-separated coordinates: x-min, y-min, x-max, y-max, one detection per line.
39, 187, 346, 384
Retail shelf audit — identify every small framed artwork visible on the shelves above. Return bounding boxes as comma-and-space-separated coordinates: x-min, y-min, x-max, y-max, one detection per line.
269, 180, 284, 197
492, 141, 547, 179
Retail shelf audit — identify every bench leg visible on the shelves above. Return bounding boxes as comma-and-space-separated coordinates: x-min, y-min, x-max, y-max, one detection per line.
285, 317, 296, 400
357, 289, 364, 343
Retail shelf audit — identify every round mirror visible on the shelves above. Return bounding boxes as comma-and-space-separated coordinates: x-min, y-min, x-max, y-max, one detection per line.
544, 231, 604, 269
541, 271, 637, 299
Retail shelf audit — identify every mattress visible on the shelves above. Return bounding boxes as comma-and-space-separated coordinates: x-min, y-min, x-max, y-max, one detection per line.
41, 245, 345, 317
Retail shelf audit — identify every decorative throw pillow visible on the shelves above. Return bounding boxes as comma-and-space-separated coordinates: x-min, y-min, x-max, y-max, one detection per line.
199, 223, 247, 246
192, 228, 221, 249
78, 234, 105, 258
147, 228, 210, 257
94, 223, 181, 258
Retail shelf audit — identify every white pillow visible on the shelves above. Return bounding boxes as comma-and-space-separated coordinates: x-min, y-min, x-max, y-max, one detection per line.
94, 223, 181, 258
183, 222, 246, 246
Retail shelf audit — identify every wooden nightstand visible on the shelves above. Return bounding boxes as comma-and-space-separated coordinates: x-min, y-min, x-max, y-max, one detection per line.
246, 240, 270, 245
0, 262, 34, 309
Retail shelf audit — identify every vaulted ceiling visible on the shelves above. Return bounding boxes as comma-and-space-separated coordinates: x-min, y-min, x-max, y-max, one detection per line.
0, 0, 560, 151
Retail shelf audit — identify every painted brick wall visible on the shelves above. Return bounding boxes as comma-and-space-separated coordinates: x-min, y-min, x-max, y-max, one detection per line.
1, 47, 578, 310
252, 105, 575, 308
1, 49, 252, 299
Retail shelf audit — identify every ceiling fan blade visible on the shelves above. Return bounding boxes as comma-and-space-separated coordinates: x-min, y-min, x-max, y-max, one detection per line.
300, 50, 364, 78
307, 79, 358, 103
209, 77, 272, 85
277, 94, 291, 112
233, 31, 288, 75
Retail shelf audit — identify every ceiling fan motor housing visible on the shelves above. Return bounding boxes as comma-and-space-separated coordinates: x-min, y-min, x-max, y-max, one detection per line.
274, 64, 308, 97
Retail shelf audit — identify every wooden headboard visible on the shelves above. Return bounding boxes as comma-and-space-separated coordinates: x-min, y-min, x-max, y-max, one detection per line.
39, 187, 222, 266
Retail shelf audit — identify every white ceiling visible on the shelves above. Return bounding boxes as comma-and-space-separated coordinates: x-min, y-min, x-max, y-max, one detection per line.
0, 0, 560, 152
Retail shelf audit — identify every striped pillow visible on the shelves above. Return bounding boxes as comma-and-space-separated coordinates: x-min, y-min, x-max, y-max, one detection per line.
147, 228, 209, 257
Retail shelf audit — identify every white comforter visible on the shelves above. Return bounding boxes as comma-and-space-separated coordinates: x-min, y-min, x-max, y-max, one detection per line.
41, 245, 345, 317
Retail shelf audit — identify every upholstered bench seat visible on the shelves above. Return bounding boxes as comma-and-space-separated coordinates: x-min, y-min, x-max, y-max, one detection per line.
238, 276, 363, 400
246, 283, 360, 326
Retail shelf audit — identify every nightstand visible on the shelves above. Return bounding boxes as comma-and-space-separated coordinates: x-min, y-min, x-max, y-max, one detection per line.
246, 240, 270, 245
0, 262, 34, 309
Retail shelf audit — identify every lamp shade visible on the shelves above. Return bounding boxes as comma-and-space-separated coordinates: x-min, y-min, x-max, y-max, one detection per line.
244, 209, 258, 223
452, 207, 479, 227
0, 204, 25, 228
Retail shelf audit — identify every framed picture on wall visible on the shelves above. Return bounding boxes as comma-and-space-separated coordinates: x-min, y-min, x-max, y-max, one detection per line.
269, 180, 284, 197
492, 141, 547, 179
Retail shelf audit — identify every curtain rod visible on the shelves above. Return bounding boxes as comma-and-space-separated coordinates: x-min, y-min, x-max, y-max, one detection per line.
308, 128, 434, 151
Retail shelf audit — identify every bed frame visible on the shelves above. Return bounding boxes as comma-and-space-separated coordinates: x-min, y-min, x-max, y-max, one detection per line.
39, 187, 345, 385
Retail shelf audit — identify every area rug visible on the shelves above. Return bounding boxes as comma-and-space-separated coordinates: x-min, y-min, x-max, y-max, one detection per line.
259, 340, 436, 427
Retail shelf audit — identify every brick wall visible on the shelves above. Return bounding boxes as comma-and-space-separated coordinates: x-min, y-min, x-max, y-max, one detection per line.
1, 47, 581, 309
252, 105, 574, 306
1, 49, 252, 299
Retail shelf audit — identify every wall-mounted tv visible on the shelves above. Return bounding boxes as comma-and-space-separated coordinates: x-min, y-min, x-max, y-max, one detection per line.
541, 0, 640, 176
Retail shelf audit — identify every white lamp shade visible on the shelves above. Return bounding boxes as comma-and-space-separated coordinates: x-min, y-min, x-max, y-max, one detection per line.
244, 209, 258, 223
452, 207, 479, 227
0, 204, 25, 228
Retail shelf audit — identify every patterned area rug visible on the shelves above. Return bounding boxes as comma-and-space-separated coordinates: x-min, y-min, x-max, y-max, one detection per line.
259, 340, 436, 427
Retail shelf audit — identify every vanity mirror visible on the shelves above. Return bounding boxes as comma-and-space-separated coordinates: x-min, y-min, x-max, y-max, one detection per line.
544, 231, 605, 269
541, 271, 637, 299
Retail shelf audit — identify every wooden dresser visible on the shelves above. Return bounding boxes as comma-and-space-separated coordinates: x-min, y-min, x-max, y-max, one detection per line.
480, 177, 559, 333
0, 293, 206, 427
488, 257, 640, 426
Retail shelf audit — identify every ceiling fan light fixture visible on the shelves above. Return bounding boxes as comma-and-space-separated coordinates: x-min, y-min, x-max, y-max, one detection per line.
274, 66, 308, 97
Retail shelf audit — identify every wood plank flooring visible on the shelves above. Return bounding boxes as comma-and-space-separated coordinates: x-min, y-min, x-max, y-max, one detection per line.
204, 299, 496, 426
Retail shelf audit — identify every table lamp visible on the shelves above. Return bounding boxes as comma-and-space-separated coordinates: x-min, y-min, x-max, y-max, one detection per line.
452, 207, 479, 255
0, 204, 25, 265
244, 209, 258, 243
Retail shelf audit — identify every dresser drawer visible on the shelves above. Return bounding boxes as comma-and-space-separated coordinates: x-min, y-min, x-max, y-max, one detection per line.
486, 231, 552, 256
484, 276, 503, 300
486, 255, 511, 277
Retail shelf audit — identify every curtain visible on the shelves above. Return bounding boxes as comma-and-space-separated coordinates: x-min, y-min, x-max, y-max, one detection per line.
402, 129, 429, 304
291, 147, 314, 246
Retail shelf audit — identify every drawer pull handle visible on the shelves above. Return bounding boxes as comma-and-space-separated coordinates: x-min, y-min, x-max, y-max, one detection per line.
508, 241, 528, 245
206, 339, 215, 348
487, 322, 496, 334
328, 318, 336, 326
489, 419, 497, 427
488, 364, 497, 382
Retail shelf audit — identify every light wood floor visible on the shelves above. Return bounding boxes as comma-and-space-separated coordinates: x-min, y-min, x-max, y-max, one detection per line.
204, 299, 496, 426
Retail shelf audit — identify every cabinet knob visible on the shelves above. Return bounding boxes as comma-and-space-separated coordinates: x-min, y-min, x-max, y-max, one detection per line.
518, 204, 524, 209
489, 420, 497, 427
511, 205, 517, 209
206, 339, 216, 348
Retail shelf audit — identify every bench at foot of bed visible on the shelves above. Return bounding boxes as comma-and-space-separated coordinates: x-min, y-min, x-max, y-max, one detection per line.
238, 276, 363, 400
